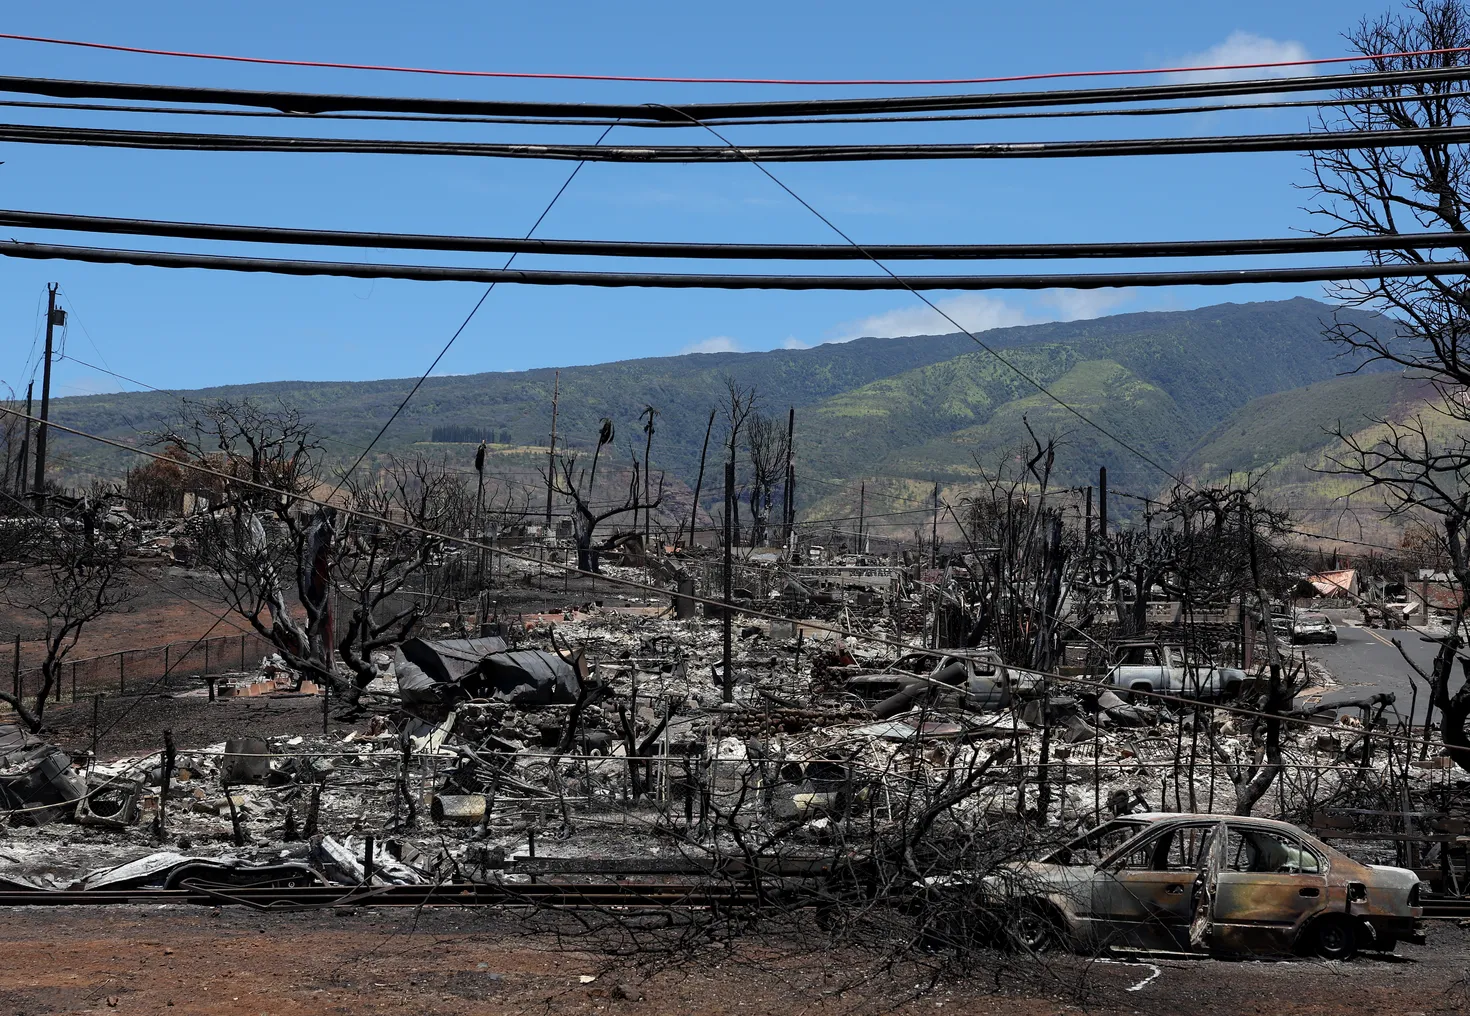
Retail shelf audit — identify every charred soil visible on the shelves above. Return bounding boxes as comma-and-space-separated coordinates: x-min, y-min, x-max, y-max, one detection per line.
0, 908, 1463, 1016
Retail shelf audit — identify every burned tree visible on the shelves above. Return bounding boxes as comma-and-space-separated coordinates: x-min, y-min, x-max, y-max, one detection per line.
333, 456, 470, 693
0, 502, 132, 730
1175, 484, 1300, 815
0, 386, 28, 499
639, 404, 658, 547
163, 400, 471, 708
957, 431, 1084, 670
1307, 0, 1470, 767
681, 407, 717, 549
159, 400, 343, 696
721, 379, 757, 546
545, 418, 661, 573
746, 410, 790, 548
123, 442, 190, 520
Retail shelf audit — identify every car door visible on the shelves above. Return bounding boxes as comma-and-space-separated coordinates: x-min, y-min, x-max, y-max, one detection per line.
1088, 823, 1217, 951
963, 655, 1011, 710
1201, 823, 1330, 956
1160, 646, 1188, 694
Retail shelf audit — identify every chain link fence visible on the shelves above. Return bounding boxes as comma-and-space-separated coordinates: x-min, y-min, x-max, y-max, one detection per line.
7, 630, 278, 707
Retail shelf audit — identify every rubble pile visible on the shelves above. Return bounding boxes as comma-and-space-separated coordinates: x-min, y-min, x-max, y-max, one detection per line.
2, 601, 1468, 900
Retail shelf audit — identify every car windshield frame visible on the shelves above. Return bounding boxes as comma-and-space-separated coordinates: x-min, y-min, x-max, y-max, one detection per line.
1040, 817, 1153, 864
1095, 819, 1212, 870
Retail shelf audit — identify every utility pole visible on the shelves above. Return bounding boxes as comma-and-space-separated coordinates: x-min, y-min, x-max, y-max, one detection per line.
16, 381, 32, 495
782, 406, 795, 545
1084, 485, 1093, 548
857, 482, 865, 553
543, 369, 559, 529
1098, 466, 1109, 537
32, 284, 61, 503
722, 460, 735, 704
474, 440, 487, 595
931, 481, 939, 569
640, 405, 657, 551
785, 463, 795, 548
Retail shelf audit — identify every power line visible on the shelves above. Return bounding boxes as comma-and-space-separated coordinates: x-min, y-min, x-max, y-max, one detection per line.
3, 30, 1469, 87
7, 207, 1470, 261
8, 119, 1470, 162
13, 84, 1470, 130
328, 121, 617, 498
7, 240, 1470, 290
657, 106, 1190, 490
1, 65, 1468, 121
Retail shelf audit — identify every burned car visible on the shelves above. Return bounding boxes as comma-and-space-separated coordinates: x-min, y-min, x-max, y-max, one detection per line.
1290, 611, 1338, 644
930, 814, 1423, 960
845, 649, 1038, 717
1105, 641, 1245, 701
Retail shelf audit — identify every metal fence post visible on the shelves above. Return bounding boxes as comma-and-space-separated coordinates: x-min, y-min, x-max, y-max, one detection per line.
240, 633, 245, 671
71, 660, 77, 702
119, 651, 125, 694
204, 639, 210, 676
164, 643, 169, 675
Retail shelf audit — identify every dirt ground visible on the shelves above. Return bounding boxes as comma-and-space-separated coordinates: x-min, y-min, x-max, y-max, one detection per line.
1, 560, 655, 676
43, 690, 340, 761
0, 566, 237, 665
0, 907, 1464, 1016
6, 571, 1469, 1014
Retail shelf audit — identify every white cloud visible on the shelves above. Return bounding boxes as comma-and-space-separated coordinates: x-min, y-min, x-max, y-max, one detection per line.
833, 294, 1034, 341
1037, 289, 1136, 322
780, 337, 810, 350
680, 336, 742, 354
828, 289, 1141, 344
1168, 31, 1312, 84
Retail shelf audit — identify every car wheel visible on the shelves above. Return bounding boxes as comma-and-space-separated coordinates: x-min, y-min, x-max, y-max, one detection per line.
1310, 917, 1359, 961
1005, 904, 1060, 953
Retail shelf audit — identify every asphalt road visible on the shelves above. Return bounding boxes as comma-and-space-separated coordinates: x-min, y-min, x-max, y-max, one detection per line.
1296, 608, 1444, 723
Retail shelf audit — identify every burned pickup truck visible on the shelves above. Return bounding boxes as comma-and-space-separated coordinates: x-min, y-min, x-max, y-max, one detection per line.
1104, 640, 1246, 701
926, 814, 1424, 960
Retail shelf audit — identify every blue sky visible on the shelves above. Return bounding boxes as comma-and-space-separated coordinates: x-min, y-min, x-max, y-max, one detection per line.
0, 0, 1401, 398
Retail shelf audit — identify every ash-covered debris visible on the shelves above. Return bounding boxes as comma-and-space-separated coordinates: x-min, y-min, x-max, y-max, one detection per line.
1, 597, 1467, 901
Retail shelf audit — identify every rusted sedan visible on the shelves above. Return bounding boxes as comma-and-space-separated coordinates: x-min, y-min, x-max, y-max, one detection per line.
959, 814, 1424, 960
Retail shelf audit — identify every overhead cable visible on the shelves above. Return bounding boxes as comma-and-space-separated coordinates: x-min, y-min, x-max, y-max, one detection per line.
5, 240, 1469, 290
1, 65, 1468, 122
3, 208, 1467, 261
14, 88, 1470, 131
7, 120, 1470, 163
653, 105, 1186, 488
328, 121, 618, 498
2, 30, 1469, 86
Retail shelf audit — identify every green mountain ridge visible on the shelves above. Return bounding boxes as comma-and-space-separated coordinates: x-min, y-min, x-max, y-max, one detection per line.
37, 296, 1395, 517
1178, 372, 1460, 519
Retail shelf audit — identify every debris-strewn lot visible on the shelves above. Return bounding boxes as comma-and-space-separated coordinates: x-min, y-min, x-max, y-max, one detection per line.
0, 907, 1464, 1016
2, 589, 1466, 1001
